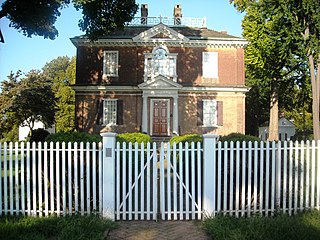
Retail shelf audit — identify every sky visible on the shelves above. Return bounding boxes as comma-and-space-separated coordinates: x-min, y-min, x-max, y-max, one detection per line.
0, 0, 244, 82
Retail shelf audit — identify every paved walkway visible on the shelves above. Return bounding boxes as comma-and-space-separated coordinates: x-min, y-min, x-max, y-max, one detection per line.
105, 220, 210, 240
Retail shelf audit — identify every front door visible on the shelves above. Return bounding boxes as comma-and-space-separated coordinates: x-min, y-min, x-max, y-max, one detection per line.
152, 100, 168, 136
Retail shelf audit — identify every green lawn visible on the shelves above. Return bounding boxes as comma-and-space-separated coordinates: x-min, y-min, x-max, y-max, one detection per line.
0, 214, 117, 240
203, 210, 320, 240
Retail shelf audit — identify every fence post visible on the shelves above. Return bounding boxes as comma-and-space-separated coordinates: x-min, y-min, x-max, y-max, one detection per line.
203, 134, 219, 217
100, 132, 117, 220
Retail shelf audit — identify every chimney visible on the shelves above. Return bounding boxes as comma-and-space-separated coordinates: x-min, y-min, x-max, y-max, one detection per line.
141, 4, 148, 25
174, 4, 182, 25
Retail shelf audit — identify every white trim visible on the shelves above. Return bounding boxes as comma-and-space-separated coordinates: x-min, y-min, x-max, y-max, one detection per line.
102, 99, 118, 126
202, 99, 217, 127
150, 99, 170, 136
132, 23, 189, 42
71, 38, 247, 48
103, 51, 119, 78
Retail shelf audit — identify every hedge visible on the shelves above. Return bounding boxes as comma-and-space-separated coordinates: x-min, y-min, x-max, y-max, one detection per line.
170, 134, 203, 145
219, 132, 260, 143
45, 132, 101, 143
116, 132, 151, 144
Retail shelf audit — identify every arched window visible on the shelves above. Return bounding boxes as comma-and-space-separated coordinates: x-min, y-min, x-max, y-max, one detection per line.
144, 45, 177, 81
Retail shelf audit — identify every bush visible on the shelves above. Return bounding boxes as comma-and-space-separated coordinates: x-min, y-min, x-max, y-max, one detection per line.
116, 132, 151, 145
291, 130, 314, 141
219, 132, 260, 143
170, 134, 203, 145
45, 132, 101, 143
30, 128, 50, 142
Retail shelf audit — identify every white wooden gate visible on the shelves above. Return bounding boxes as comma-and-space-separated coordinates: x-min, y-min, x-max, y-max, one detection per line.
114, 142, 203, 220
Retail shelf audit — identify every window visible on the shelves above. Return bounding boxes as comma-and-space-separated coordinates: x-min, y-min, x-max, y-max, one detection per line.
103, 99, 117, 125
103, 51, 118, 77
197, 100, 223, 127
96, 99, 123, 126
202, 52, 218, 78
144, 46, 177, 81
203, 100, 217, 126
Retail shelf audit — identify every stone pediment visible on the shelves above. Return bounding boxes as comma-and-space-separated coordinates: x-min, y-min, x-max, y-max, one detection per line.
138, 75, 182, 90
133, 23, 189, 42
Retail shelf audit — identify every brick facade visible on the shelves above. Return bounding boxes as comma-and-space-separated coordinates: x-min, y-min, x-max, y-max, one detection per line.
72, 24, 247, 137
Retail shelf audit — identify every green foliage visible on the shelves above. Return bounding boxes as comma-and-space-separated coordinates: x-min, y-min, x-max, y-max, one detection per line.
0, 70, 56, 134
116, 132, 151, 144
232, 0, 320, 139
43, 56, 76, 132
45, 132, 101, 143
30, 128, 50, 142
0, 214, 117, 240
170, 134, 203, 145
219, 132, 260, 143
0, 0, 67, 40
291, 130, 314, 142
0, 124, 19, 142
203, 210, 320, 240
0, 0, 138, 40
75, 0, 138, 40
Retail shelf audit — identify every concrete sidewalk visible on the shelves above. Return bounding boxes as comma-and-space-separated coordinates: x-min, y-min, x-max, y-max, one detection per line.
105, 220, 210, 240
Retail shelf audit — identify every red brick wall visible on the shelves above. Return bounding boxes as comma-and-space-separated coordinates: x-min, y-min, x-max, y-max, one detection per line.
75, 46, 245, 86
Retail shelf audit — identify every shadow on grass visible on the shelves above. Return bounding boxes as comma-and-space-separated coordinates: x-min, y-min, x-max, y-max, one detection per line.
0, 214, 118, 240
203, 210, 320, 240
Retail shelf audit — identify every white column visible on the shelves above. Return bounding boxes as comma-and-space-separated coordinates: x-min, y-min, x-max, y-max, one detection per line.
100, 132, 116, 220
142, 95, 148, 133
173, 95, 179, 134
203, 134, 219, 217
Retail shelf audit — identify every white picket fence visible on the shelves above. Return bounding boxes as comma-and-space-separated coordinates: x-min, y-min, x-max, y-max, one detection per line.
0, 133, 320, 220
0, 141, 103, 216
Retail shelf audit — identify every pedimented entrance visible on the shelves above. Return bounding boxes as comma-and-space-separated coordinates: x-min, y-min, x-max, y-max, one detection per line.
138, 75, 182, 136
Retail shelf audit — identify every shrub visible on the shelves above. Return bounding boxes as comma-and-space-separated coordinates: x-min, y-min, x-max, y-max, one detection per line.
116, 132, 151, 145
30, 128, 50, 142
219, 132, 260, 143
170, 134, 203, 145
45, 132, 101, 143
291, 130, 314, 141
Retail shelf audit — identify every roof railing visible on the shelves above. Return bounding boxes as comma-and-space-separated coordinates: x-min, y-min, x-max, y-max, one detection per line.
128, 16, 207, 28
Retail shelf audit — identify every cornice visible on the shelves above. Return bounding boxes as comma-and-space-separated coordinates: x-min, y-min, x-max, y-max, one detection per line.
70, 38, 247, 48
72, 85, 249, 94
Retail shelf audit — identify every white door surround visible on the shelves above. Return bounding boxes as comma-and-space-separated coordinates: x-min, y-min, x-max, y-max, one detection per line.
138, 75, 182, 136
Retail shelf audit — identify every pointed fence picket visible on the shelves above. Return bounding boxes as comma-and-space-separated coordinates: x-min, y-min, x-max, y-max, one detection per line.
0, 141, 103, 216
0, 137, 319, 219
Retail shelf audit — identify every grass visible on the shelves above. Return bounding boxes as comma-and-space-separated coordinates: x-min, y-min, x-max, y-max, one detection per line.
203, 210, 320, 240
0, 214, 117, 240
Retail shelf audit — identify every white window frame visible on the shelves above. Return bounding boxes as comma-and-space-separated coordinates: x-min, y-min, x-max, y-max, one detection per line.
202, 52, 218, 78
144, 46, 177, 81
103, 51, 119, 78
203, 99, 217, 127
103, 99, 117, 126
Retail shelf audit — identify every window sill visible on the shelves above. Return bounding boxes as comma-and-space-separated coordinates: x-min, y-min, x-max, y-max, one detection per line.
201, 125, 220, 128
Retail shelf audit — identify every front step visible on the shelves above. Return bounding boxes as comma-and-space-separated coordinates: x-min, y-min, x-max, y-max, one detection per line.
151, 136, 171, 148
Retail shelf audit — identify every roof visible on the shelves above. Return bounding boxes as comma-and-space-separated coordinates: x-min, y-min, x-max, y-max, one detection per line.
96, 26, 240, 40
71, 23, 246, 48
259, 117, 296, 128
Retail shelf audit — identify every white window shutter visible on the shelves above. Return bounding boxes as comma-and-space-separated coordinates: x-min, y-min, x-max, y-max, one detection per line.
202, 52, 218, 78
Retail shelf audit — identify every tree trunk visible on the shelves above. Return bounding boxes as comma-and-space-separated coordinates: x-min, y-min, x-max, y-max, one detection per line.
268, 85, 279, 141
308, 53, 320, 140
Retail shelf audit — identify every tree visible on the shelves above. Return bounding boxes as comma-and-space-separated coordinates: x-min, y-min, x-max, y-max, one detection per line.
232, 0, 302, 140
231, 0, 320, 140
43, 56, 76, 132
287, 0, 320, 140
0, 0, 138, 40
0, 70, 56, 136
